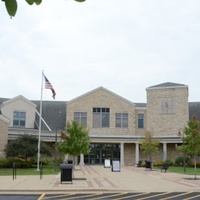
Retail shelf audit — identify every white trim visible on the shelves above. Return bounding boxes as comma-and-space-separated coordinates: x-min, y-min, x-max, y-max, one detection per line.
35, 109, 52, 131
0, 95, 36, 109
0, 114, 10, 124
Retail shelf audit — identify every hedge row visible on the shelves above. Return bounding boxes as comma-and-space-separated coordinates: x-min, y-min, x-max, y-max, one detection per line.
0, 158, 49, 168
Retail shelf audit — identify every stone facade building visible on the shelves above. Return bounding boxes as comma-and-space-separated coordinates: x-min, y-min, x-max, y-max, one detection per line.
0, 82, 199, 165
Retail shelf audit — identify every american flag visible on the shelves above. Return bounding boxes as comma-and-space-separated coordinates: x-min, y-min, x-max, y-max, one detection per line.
44, 75, 56, 99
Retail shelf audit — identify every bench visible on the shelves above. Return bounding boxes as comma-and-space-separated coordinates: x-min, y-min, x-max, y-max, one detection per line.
161, 163, 169, 172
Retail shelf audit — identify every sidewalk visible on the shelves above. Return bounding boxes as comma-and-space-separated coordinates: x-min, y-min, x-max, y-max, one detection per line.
0, 165, 200, 193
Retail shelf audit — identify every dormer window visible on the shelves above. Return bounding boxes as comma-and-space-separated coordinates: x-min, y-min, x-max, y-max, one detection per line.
13, 111, 26, 127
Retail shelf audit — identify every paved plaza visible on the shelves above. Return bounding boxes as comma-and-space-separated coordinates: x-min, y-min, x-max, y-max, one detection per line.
0, 165, 200, 193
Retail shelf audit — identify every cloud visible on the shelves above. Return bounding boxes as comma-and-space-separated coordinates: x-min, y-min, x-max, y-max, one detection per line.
0, 0, 200, 103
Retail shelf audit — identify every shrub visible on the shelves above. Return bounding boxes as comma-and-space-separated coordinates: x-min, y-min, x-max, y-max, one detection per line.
0, 158, 10, 168
164, 160, 173, 166
188, 162, 200, 168
39, 159, 49, 165
30, 157, 49, 165
153, 161, 164, 166
0, 158, 33, 168
175, 156, 191, 166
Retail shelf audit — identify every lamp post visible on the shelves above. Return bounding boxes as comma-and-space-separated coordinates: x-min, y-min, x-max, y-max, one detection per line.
54, 128, 58, 174
54, 110, 61, 173
178, 129, 186, 174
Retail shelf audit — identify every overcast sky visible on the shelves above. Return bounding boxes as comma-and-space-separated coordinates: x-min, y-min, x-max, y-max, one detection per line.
0, 0, 200, 103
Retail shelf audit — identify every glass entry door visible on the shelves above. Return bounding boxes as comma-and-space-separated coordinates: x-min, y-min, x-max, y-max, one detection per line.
81, 143, 120, 165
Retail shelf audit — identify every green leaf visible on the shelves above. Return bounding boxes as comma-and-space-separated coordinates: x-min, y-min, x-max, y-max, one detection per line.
25, 0, 42, 5
34, 0, 42, 5
25, 0, 34, 5
74, 0, 86, 2
5, 0, 17, 17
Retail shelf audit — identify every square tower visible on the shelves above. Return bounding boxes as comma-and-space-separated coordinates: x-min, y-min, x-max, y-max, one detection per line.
146, 82, 189, 136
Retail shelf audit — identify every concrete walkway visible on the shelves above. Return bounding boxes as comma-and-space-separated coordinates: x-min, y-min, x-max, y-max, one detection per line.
0, 166, 200, 193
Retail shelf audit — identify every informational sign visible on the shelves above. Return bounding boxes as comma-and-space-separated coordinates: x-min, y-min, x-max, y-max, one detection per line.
104, 159, 111, 168
112, 160, 120, 172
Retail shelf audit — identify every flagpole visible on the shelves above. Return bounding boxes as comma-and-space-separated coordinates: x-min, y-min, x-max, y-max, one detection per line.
37, 70, 44, 171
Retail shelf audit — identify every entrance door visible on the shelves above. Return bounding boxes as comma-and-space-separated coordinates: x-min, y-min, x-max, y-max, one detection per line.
81, 143, 120, 165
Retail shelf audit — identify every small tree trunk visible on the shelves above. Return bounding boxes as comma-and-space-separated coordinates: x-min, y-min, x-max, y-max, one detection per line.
72, 156, 76, 179
149, 153, 152, 170
194, 155, 197, 180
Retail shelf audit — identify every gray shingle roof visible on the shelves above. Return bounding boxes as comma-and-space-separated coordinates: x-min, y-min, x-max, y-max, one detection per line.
32, 100, 67, 131
189, 102, 200, 120
148, 82, 187, 89
134, 103, 147, 107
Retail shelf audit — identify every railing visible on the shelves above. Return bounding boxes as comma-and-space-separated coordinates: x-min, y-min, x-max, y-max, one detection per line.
13, 163, 16, 180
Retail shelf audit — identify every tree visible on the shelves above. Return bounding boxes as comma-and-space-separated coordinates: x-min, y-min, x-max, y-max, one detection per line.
140, 131, 160, 169
2, 0, 86, 18
57, 120, 90, 166
4, 134, 52, 161
177, 115, 200, 179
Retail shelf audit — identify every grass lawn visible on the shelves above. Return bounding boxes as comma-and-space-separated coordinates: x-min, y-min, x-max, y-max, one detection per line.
155, 166, 200, 175
0, 164, 60, 176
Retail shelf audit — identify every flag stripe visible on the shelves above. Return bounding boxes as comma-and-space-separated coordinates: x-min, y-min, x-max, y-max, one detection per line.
44, 75, 56, 99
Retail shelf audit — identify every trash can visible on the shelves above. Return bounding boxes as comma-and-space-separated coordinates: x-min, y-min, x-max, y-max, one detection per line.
145, 160, 152, 169
60, 164, 73, 183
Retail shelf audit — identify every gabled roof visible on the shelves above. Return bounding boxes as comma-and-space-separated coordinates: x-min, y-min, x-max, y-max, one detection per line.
67, 86, 135, 106
147, 82, 188, 90
0, 97, 67, 132
0, 95, 36, 109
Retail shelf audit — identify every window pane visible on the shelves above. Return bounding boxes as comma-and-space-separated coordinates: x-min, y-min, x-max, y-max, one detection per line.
93, 113, 100, 128
13, 111, 26, 127
102, 113, 109, 127
123, 118, 128, 127
138, 114, 144, 128
115, 118, 121, 127
74, 112, 87, 126
115, 113, 128, 128
93, 108, 110, 128
20, 120, 25, 126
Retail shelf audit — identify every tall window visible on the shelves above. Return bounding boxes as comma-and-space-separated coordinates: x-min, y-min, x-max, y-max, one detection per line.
93, 108, 110, 128
138, 114, 144, 128
115, 113, 128, 128
74, 112, 87, 126
13, 111, 26, 127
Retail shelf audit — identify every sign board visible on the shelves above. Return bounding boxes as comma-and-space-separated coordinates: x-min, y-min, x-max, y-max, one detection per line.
104, 159, 111, 168
112, 160, 120, 172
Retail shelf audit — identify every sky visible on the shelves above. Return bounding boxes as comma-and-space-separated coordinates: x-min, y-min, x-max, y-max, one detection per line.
0, 0, 200, 103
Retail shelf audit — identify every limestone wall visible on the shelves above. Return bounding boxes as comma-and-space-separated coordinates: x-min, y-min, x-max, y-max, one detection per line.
67, 88, 136, 136
146, 86, 189, 136
0, 116, 9, 157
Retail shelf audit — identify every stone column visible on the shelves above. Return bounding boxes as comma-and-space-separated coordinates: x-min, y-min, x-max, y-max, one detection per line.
135, 142, 139, 165
120, 142, 124, 166
163, 142, 167, 161
64, 154, 68, 163
79, 153, 85, 165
